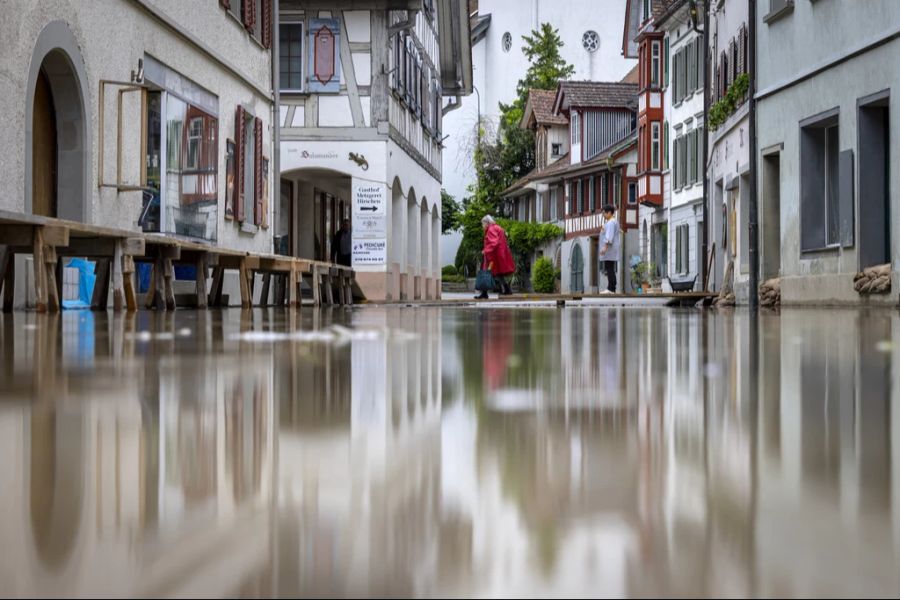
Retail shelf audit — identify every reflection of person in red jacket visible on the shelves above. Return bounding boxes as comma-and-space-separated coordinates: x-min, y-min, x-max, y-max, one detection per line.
477, 215, 515, 299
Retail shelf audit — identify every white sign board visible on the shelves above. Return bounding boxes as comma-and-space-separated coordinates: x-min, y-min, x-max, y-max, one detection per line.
353, 178, 387, 239
353, 239, 387, 266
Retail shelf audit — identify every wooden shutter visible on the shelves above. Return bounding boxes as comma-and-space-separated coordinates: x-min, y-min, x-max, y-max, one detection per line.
262, 0, 272, 48
737, 28, 745, 76
309, 18, 341, 92
254, 117, 263, 226
235, 105, 246, 222
242, 0, 256, 32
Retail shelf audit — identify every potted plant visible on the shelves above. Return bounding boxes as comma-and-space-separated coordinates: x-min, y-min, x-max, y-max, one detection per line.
631, 261, 657, 293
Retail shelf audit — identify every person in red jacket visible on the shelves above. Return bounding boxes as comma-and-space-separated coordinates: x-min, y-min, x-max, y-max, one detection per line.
477, 215, 515, 299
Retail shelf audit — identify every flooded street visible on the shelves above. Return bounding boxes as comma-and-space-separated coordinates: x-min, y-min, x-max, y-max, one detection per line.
1, 306, 899, 598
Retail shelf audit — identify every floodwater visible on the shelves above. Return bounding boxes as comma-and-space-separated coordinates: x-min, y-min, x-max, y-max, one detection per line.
1, 306, 899, 598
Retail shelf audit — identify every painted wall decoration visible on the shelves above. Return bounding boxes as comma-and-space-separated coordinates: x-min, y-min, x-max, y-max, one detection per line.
308, 18, 341, 93
225, 139, 235, 220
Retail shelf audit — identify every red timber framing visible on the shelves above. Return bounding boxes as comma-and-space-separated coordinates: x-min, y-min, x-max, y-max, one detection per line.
636, 25, 664, 207
563, 139, 638, 240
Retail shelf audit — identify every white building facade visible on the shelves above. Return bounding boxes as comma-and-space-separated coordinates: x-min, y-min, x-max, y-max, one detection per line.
440, 0, 636, 265
659, 1, 705, 290
706, 0, 750, 298
277, 0, 472, 301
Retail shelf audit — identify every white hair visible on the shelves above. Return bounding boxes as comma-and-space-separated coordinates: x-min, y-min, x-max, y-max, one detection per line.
481, 215, 495, 225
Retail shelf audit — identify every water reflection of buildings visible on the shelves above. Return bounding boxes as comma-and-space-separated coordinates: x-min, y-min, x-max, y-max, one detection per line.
0, 312, 275, 597
448, 307, 900, 597
273, 307, 449, 598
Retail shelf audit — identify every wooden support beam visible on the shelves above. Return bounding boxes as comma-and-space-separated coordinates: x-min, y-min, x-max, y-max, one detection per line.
151, 244, 181, 260
239, 259, 252, 309
164, 258, 176, 311
92, 258, 111, 310
209, 266, 225, 307
322, 269, 334, 306
42, 225, 69, 248
0, 225, 34, 246
112, 241, 125, 311
145, 262, 158, 309
44, 246, 60, 313
63, 236, 145, 257
0, 248, 9, 305
310, 265, 321, 307
32, 229, 47, 313
288, 268, 298, 307
2, 252, 13, 313
122, 255, 137, 311
195, 255, 208, 309
259, 273, 271, 306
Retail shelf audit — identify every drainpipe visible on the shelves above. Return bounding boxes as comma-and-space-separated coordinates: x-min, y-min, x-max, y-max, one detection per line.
692, 0, 709, 291
273, 4, 281, 254
748, 0, 759, 309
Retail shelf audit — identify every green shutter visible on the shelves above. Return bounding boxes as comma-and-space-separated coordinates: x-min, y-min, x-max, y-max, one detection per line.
664, 37, 669, 87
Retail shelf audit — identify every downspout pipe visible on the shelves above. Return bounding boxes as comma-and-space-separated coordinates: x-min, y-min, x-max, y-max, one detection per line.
273, 3, 281, 254
748, 0, 759, 309
693, 0, 709, 291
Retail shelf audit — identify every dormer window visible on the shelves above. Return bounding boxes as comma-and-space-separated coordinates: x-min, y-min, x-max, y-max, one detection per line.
552, 143, 562, 157
571, 111, 581, 145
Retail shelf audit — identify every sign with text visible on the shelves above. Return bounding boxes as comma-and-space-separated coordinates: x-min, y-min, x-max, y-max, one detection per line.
353, 179, 387, 239
353, 239, 387, 266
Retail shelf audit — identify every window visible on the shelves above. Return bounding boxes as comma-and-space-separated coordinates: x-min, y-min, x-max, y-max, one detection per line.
566, 182, 572, 214
576, 179, 583, 213
186, 117, 202, 169
800, 114, 841, 251
552, 143, 562, 157
614, 173, 621, 206
696, 126, 703, 182
651, 122, 661, 170
677, 47, 687, 102
664, 121, 669, 169
582, 30, 600, 53
628, 182, 637, 205
589, 176, 596, 211
601, 174, 608, 205
765, 0, 795, 24
571, 111, 580, 145
675, 224, 690, 274
643, 0, 650, 21
664, 37, 670, 87
688, 129, 696, 184
280, 22, 304, 91
550, 187, 558, 221
651, 41, 661, 87
223, 0, 269, 46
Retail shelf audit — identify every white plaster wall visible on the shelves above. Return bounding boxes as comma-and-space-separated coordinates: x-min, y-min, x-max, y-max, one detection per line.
0, 0, 274, 254
757, 16, 900, 304
318, 95, 355, 127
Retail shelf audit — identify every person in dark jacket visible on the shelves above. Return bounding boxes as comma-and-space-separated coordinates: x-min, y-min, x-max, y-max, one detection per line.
332, 219, 352, 267
477, 215, 515, 299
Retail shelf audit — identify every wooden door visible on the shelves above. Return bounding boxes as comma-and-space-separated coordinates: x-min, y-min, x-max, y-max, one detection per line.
32, 69, 57, 217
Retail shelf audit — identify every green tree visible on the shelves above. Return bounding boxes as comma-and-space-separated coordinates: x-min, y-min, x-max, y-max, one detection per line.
441, 188, 461, 234
456, 23, 573, 274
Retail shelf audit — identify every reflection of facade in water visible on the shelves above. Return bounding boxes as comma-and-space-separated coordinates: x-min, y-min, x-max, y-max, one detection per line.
449, 307, 900, 597
274, 307, 448, 598
0, 313, 275, 597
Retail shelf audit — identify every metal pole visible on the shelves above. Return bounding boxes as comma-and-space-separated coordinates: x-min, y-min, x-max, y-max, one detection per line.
273, 1, 282, 254
701, 1, 710, 292
473, 84, 482, 149
748, 0, 759, 309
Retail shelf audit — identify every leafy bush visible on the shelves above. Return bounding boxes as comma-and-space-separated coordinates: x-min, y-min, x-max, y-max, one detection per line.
708, 73, 750, 130
531, 257, 556, 293
442, 264, 458, 277
442, 273, 466, 284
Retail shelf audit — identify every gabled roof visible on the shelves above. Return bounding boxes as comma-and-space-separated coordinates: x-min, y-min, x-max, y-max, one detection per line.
620, 64, 640, 84
553, 81, 639, 113
521, 89, 568, 129
654, 0, 688, 29
623, 0, 670, 52
500, 153, 571, 197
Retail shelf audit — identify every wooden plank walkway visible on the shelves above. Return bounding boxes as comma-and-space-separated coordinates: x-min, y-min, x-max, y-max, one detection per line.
0, 209, 359, 313
368, 291, 716, 308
